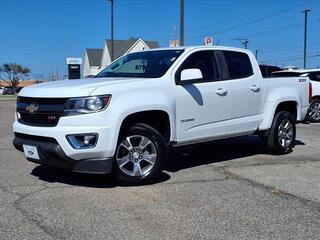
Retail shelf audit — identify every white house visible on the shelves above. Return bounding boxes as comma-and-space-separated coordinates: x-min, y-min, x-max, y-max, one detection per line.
83, 49, 103, 78
83, 37, 160, 78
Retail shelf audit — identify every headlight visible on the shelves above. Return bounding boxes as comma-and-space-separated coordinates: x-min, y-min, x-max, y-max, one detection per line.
63, 95, 111, 115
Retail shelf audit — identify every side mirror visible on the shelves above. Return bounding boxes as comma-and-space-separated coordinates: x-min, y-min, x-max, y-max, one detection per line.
180, 68, 203, 82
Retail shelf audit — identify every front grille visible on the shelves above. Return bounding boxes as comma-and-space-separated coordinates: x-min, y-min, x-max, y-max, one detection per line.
16, 97, 68, 127
18, 97, 67, 104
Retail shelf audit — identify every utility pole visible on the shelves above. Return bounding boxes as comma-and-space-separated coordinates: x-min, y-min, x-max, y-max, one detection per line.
255, 50, 260, 60
173, 26, 178, 46
180, 0, 184, 46
302, 9, 311, 69
109, 0, 114, 62
234, 38, 249, 49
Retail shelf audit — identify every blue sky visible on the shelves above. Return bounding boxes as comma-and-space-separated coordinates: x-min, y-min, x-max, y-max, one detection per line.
0, 0, 319, 79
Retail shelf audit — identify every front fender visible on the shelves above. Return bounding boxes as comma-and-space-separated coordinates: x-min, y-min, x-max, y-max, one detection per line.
106, 90, 176, 146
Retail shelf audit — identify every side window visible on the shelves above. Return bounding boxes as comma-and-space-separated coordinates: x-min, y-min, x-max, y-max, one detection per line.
177, 50, 219, 82
308, 72, 320, 82
223, 51, 253, 79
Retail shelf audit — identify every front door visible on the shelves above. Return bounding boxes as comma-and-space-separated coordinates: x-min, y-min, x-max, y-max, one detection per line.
174, 50, 229, 142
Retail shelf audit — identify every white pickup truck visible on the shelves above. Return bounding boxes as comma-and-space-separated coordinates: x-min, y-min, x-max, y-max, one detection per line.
13, 46, 310, 184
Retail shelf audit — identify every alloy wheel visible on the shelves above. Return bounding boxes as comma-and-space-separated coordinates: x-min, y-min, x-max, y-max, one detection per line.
309, 101, 320, 121
277, 119, 294, 148
116, 135, 157, 177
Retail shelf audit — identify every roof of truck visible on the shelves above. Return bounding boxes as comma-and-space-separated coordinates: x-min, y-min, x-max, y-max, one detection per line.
152, 45, 249, 51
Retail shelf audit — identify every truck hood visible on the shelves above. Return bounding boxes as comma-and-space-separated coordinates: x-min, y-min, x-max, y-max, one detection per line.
19, 78, 146, 98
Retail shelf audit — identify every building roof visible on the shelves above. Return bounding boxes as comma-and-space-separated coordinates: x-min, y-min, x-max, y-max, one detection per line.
86, 48, 103, 67
105, 37, 160, 60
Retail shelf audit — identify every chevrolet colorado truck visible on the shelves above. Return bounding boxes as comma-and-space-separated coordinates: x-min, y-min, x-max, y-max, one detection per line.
13, 46, 310, 184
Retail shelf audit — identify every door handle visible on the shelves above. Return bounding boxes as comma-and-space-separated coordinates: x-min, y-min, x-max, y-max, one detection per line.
250, 85, 260, 92
216, 88, 227, 96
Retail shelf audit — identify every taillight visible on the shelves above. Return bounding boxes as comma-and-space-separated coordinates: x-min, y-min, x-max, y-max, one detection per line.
309, 82, 313, 103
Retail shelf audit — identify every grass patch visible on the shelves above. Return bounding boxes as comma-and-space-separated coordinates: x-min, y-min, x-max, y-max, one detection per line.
0, 95, 17, 101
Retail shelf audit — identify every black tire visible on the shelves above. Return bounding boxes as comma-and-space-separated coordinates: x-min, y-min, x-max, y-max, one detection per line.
267, 111, 296, 154
308, 99, 320, 123
114, 123, 167, 185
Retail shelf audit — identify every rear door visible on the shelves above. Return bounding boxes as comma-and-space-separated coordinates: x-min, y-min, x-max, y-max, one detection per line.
219, 50, 262, 133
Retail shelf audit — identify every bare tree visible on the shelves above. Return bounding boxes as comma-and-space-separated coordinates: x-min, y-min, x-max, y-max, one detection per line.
0, 63, 30, 92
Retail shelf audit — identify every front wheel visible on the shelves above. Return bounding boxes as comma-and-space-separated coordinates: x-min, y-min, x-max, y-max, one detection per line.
114, 123, 166, 184
308, 99, 320, 122
267, 111, 296, 154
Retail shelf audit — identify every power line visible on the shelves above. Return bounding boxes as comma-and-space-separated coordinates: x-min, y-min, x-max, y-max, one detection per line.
260, 41, 320, 54
187, 0, 315, 41
262, 51, 320, 64
244, 18, 319, 39
276, 54, 320, 65
185, 0, 278, 34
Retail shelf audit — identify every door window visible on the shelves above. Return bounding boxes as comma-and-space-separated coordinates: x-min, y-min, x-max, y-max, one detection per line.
222, 51, 253, 79
177, 50, 220, 82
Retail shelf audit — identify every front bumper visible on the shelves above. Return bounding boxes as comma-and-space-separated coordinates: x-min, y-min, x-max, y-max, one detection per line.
13, 116, 119, 160
13, 133, 113, 174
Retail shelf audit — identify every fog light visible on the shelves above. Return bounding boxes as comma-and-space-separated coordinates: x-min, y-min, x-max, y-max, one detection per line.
84, 135, 96, 145
67, 134, 98, 149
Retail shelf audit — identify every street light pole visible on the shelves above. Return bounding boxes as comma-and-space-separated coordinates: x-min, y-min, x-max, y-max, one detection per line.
243, 39, 249, 49
302, 9, 311, 69
255, 50, 260, 60
180, 0, 184, 46
109, 0, 114, 62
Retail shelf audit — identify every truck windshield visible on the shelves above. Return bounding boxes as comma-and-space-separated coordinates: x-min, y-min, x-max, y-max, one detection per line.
95, 50, 184, 78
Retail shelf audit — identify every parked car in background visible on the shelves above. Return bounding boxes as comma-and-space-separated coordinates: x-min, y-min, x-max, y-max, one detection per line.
16, 87, 23, 93
259, 64, 283, 77
272, 69, 320, 122
2, 87, 15, 95
0, 87, 4, 95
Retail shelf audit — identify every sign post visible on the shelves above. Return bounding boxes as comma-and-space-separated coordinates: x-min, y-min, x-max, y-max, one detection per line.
66, 58, 82, 79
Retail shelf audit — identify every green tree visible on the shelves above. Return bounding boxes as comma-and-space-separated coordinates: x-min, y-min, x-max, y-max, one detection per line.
0, 63, 31, 92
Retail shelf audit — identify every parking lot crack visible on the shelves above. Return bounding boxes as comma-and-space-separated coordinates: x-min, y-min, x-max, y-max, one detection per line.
215, 166, 320, 210
217, 158, 320, 169
12, 186, 65, 240
165, 178, 227, 185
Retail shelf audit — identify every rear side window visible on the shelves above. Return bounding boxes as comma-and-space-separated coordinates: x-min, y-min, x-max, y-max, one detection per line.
223, 51, 253, 79
308, 72, 320, 82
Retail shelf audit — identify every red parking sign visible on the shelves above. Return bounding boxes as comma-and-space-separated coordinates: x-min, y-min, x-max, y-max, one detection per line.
205, 37, 213, 45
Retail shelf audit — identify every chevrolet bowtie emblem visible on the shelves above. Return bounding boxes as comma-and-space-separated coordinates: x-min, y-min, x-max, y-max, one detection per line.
26, 104, 39, 113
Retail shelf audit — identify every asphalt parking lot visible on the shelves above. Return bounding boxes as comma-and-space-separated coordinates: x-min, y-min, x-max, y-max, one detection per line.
1, 99, 320, 240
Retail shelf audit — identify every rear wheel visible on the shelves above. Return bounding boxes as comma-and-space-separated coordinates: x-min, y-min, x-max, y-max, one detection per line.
267, 111, 296, 154
308, 99, 320, 122
114, 123, 166, 184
